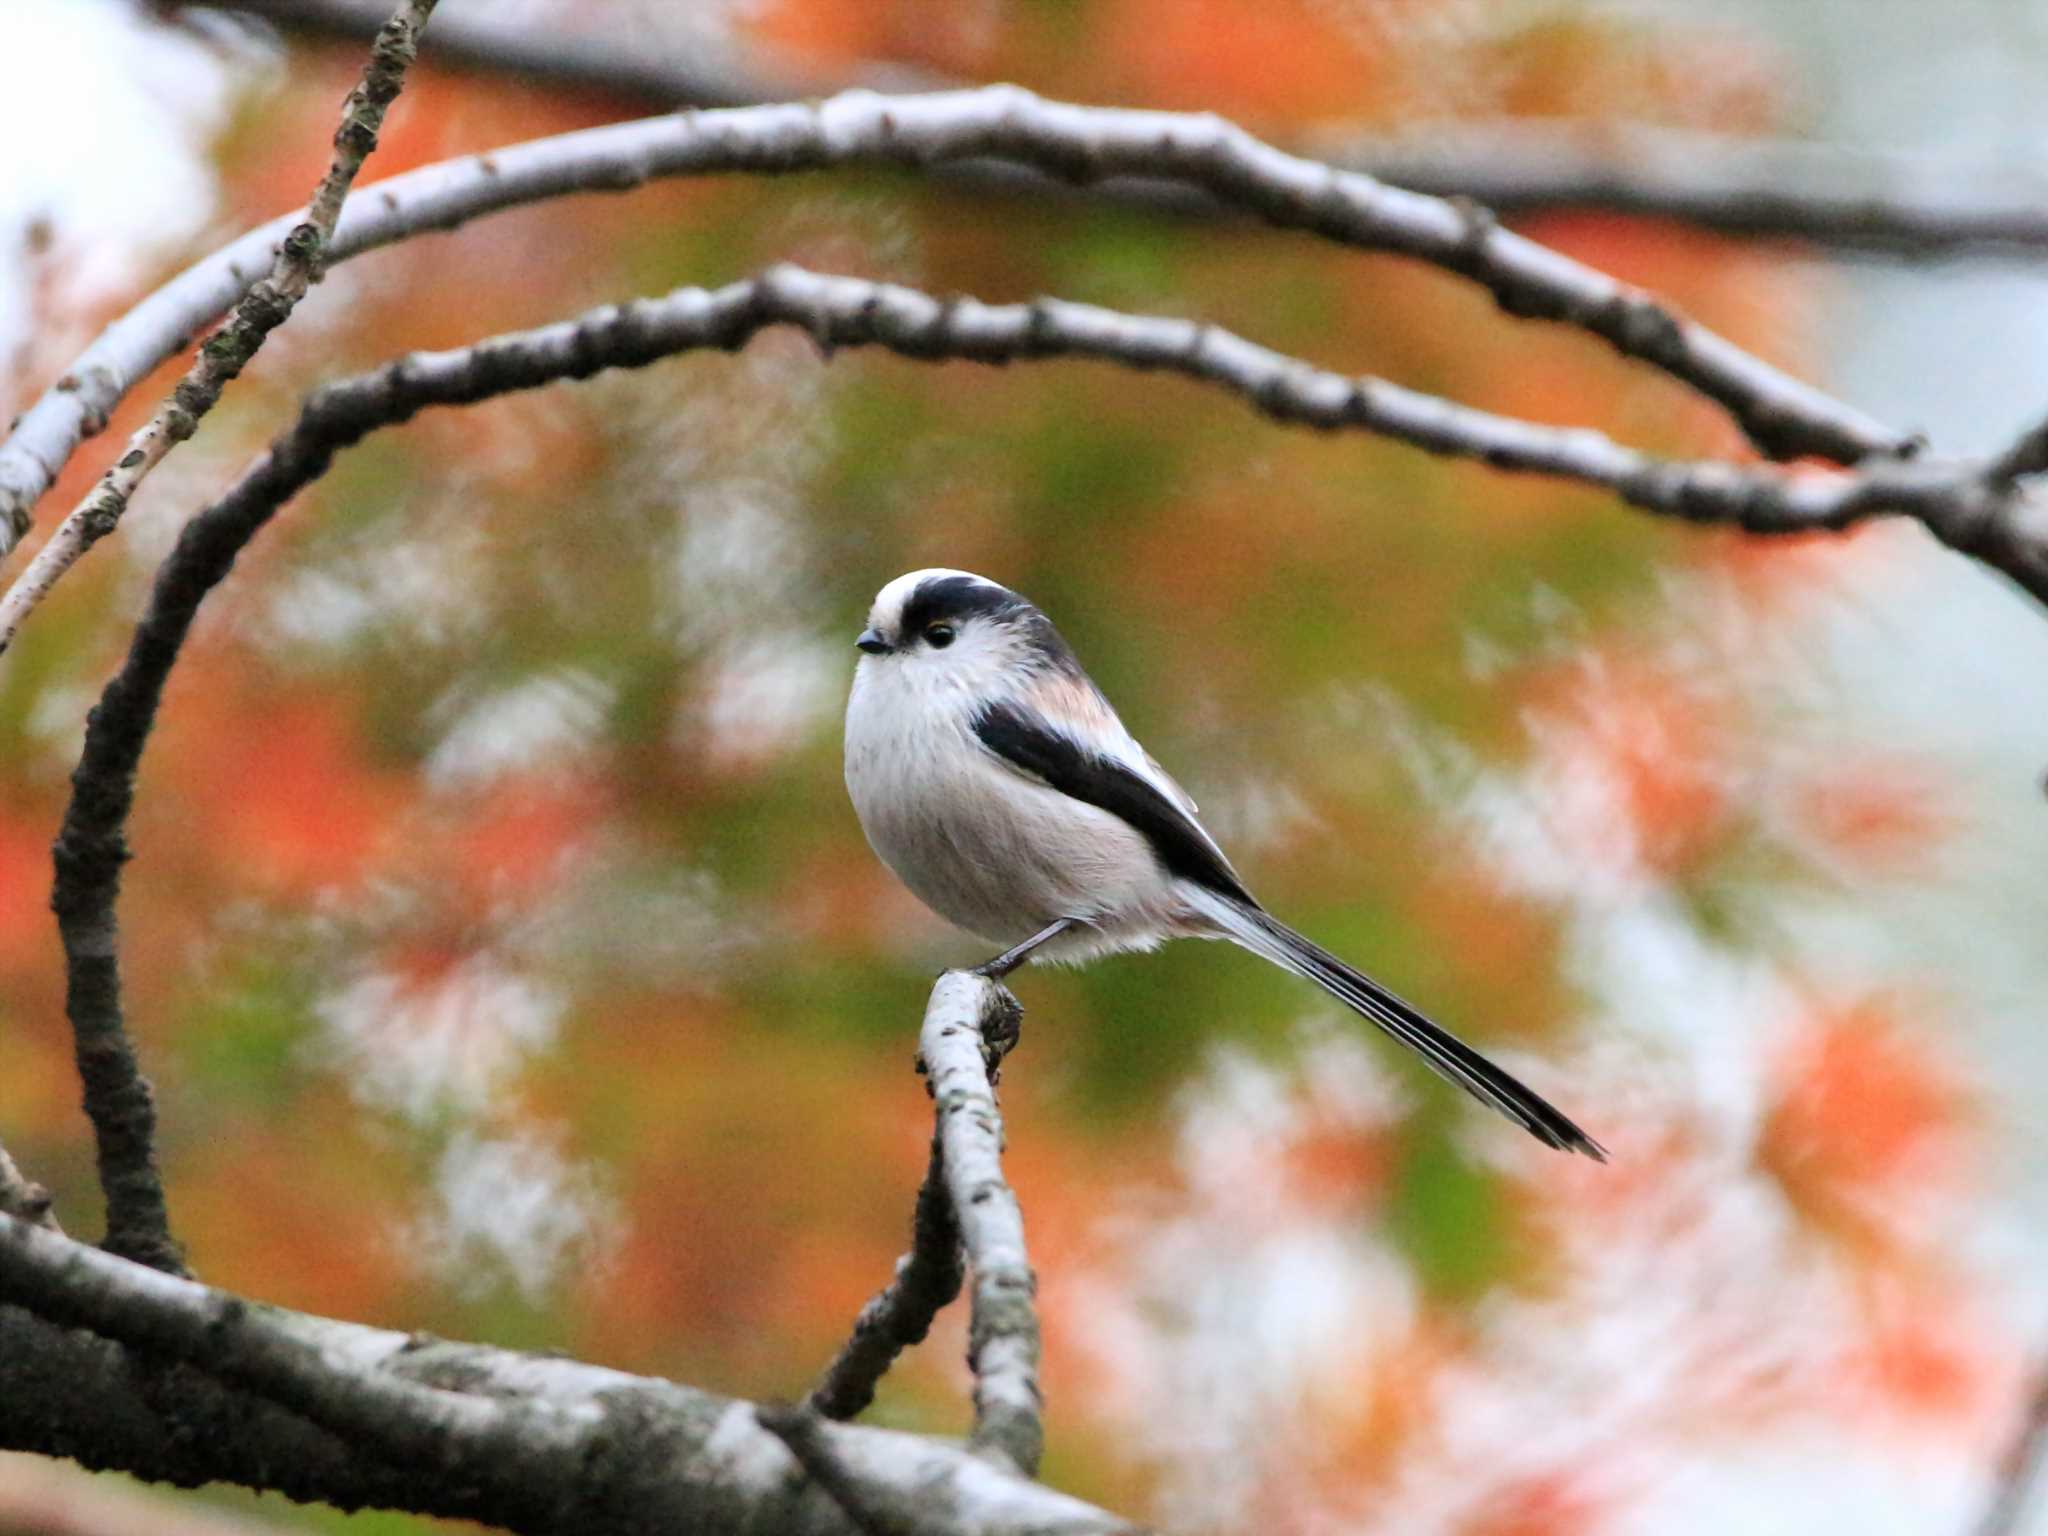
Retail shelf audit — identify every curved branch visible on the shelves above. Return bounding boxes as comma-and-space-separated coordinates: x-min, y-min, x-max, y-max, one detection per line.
207, 0, 2048, 260
44, 268, 2048, 1304
0, 1212, 1135, 1534
43, 0, 440, 1280
0, 85, 1908, 606
60, 270, 2048, 831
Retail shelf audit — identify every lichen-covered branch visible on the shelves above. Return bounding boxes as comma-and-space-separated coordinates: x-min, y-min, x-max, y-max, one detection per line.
809, 1131, 964, 1421
918, 973, 1041, 1477
0, 0, 437, 656
0, 85, 1909, 588
0, 1212, 1136, 1535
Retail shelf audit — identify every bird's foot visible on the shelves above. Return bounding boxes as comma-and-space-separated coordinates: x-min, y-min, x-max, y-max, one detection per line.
975, 985, 1024, 1082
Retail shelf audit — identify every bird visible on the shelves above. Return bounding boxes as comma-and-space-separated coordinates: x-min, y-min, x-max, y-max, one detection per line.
843, 568, 1604, 1159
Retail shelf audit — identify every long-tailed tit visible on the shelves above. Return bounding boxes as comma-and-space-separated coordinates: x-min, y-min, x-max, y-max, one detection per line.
844, 569, 1603, 1158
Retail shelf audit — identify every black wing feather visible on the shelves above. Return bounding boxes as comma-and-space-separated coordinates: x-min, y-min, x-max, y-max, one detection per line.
972, 700, 1254, 905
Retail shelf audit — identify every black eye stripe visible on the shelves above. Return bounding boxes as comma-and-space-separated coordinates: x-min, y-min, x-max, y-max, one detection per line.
894, 574, 1087, 678
898, 576, 1017, 635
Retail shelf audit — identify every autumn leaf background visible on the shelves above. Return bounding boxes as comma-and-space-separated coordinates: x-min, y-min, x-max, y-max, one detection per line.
4, 0, 2047, 1531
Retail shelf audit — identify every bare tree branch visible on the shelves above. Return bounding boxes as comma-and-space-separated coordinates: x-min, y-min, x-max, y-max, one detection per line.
919, 974, 1042, 1477
199, 0, 2048, 260
35, 0, 441, 1279
0, 0, 436, 655
0, 85, 1910, 617
810, 1131, 965, 1421
0, 1211, 1138, 1535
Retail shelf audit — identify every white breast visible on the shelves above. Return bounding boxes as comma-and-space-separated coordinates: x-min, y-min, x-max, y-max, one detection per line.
843, 659, 1182, 954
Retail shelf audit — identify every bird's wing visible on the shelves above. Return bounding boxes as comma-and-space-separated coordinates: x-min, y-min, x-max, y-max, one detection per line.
1023, 669, 1206, 818
971, 696, 1254, 905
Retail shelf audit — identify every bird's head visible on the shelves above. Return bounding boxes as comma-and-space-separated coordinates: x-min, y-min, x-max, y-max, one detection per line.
854, 569, 1079, 700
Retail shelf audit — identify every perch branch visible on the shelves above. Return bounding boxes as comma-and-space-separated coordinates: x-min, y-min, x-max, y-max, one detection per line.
0, 86, 1909, 604
204, 0, 2048, 259
0, 1211, 1136, 1534
0, 0, 436, 654
40, 0, 439, 1278
810, 1130, 964, 1421
919, 972, 1041, 1476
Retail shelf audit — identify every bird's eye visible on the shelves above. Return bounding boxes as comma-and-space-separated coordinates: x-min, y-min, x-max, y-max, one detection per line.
924, 624, 956, 649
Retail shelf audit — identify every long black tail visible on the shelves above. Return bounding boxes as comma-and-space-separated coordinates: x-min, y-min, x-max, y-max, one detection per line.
1191, 892, 1605, 1159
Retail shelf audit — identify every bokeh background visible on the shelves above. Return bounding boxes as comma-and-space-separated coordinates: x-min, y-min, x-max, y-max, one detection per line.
4, 1, 2048, 1532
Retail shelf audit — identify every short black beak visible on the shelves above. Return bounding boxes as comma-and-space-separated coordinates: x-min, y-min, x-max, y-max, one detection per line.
855, 627, 891, 655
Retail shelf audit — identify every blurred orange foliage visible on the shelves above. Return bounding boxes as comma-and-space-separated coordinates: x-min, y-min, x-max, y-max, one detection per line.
0, 2, 2013, 1532
1759, 997, 1967, 1246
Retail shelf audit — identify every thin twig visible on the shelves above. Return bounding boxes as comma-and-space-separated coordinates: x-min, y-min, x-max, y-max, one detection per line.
0, 0, 437, 653
1978, 1360, 2048, 1536
43, 0, 438, 1277
206, 0, 2048, 260
919, 973, 1041, 1477
809, 1131, 964, 1421
0, 85, 1909, 582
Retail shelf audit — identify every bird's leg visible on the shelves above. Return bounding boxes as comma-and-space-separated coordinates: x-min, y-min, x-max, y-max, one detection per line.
971, 917, 1079, 981
963, 919, 1080, 1081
